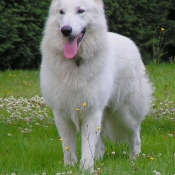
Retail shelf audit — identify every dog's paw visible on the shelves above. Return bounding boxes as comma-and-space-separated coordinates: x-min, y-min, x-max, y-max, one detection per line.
64, 156, 77, 166
80, 158, 94, 173
129, 152, 140, 160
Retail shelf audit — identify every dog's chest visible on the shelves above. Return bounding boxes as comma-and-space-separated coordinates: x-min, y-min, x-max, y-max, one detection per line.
44, 62, 112, 119
58, 80, 94, 110
55, 68, 103, 111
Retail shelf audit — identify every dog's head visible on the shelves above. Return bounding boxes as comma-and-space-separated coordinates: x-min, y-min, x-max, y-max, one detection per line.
45, 0, 107, 60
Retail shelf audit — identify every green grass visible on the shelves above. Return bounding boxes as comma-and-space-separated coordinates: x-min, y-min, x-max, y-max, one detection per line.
148, 63, 175, 100
0, 70, 40, 98
0, 64, 175, 175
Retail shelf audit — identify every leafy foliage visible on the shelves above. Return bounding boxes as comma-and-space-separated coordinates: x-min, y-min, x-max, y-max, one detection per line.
0, 0, 175, 69
104, 0, 175, 63
0, 0, 50, 70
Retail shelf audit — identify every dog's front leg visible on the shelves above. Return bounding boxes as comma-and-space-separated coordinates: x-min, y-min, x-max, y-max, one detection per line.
54, 111, 77, 166
80, 110, 103, 172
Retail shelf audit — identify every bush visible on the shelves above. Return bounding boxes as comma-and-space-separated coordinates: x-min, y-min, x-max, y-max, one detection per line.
0, 0, 50, 70
0, 0, 175, 70
104, 0, 175, 63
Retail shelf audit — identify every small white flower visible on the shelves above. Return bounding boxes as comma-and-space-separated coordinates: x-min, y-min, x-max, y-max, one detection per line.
142, 153, 146, 157
131, 161, 135, 167
158, 153, 162, 157
153, 170, 161, 175
97, 168, 101, 171
111, 151, 115, 155
122, 151, 127, 154
169, 134, 173, 137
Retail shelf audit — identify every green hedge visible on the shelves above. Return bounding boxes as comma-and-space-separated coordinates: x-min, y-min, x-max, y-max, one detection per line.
0, 0, 50, 70
0, 0, 175, 69
104, 0, 175, 63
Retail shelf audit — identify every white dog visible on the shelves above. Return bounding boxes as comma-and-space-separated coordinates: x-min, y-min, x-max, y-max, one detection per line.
40, 0, 152, 172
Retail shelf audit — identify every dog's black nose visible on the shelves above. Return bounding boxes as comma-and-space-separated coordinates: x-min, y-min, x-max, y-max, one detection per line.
61, 25, 72, 37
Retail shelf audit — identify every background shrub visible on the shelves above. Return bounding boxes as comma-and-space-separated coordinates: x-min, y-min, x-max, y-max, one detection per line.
0, 0, 50, 70
104, 0, 175, 63
0, 0, 175, 70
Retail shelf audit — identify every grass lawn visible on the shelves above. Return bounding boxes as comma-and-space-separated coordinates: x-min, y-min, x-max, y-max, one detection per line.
0, 64, 175, 175
0, 70, 41, 98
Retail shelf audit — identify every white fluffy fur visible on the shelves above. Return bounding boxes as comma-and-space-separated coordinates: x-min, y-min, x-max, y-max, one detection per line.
40, 0, 153, 172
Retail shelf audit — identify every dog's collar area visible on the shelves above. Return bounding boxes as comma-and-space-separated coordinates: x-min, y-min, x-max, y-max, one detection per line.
75, 56, 83, 67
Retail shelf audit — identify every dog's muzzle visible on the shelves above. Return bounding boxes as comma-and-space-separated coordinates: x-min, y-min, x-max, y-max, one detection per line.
61, 25, 86, 60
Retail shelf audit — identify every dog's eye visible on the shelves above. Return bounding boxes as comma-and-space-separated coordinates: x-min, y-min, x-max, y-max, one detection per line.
59, 10, 64, 15
77, 9, 85, 14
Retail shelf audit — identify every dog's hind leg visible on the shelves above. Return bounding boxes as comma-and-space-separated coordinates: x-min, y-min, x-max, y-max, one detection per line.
117, 105, 142, 159
54, 110, 78, 166
128, 127, 141, 159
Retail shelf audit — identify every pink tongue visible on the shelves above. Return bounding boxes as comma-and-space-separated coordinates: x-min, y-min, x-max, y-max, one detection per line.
64, 38, 78, 59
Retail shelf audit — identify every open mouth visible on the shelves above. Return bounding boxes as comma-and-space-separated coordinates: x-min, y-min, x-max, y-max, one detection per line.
77, 28, 86, 47
64, 28, 86, 59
